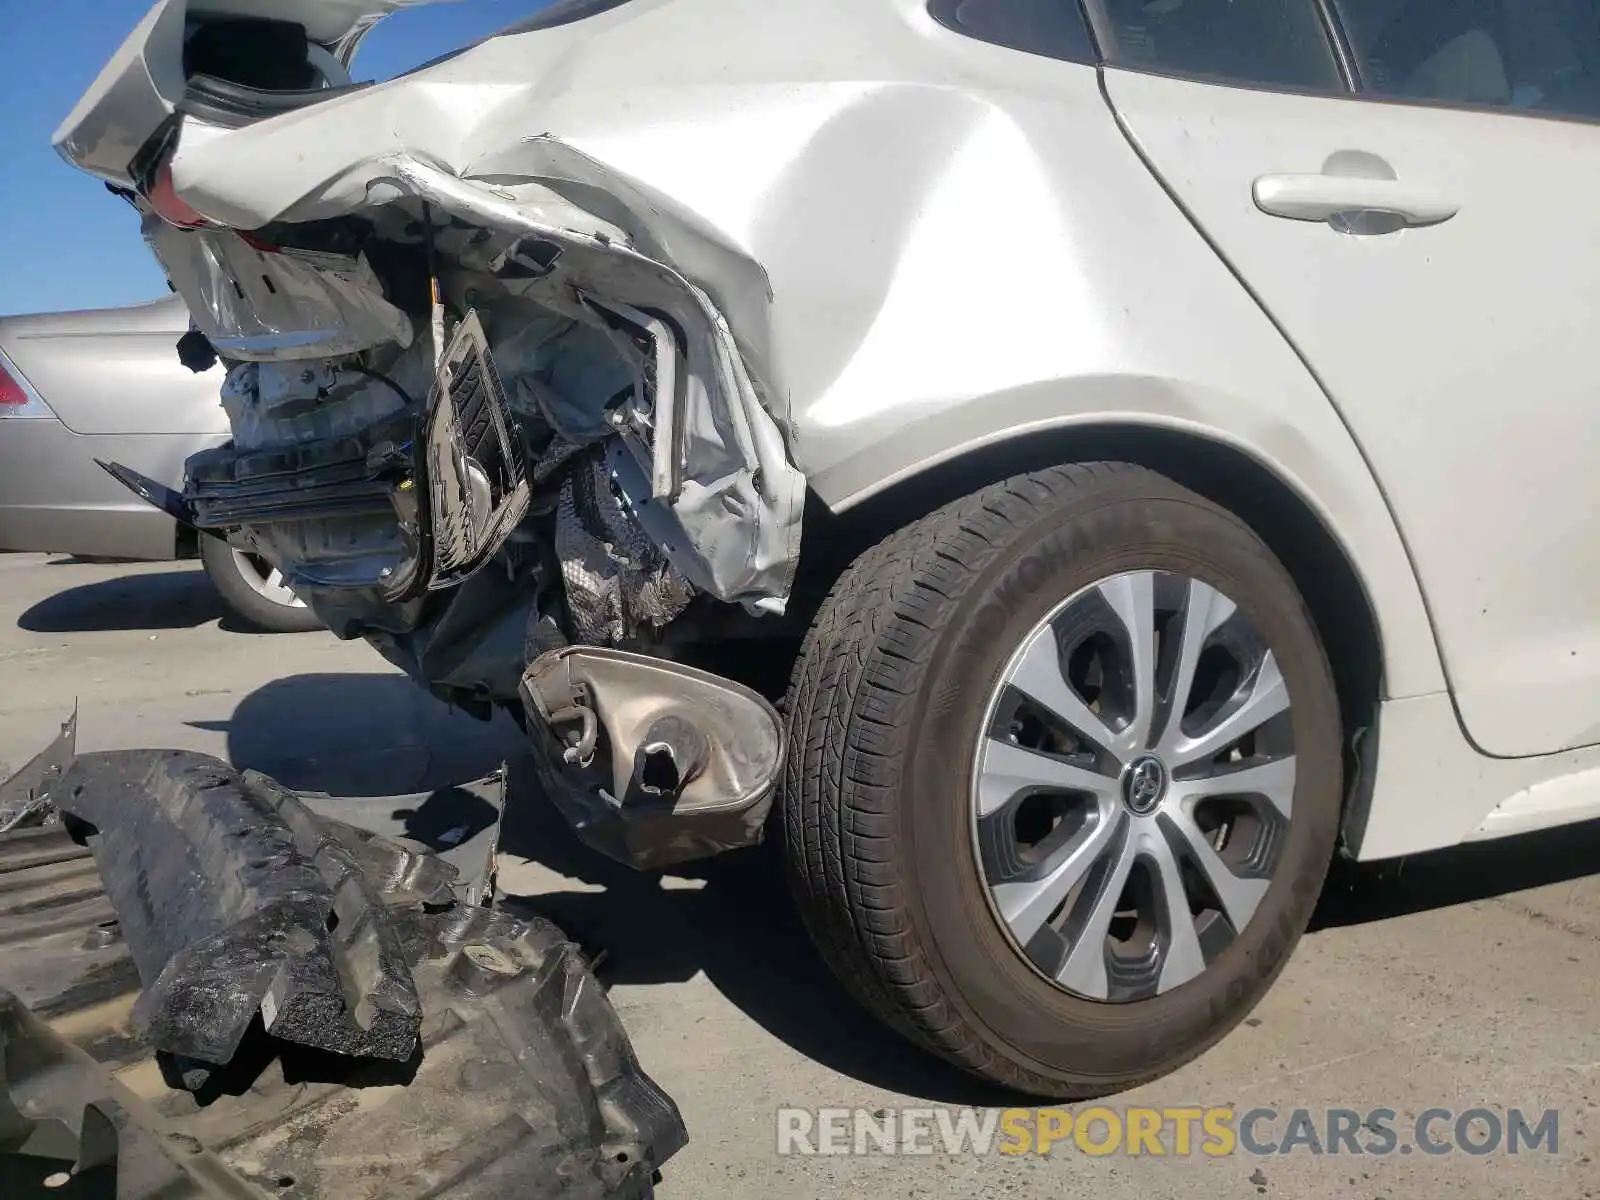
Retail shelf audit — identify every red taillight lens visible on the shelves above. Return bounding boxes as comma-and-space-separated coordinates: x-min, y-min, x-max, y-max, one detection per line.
0, 356, 49, 417
0, 362, 27, 407
148, 162, 215, 231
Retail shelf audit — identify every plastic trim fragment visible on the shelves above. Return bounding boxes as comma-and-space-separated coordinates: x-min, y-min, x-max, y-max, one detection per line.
421, 310, 532, 590
57, 750, 424, 1081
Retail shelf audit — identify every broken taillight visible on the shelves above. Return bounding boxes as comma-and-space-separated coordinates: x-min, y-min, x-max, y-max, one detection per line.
0, 354, 54, 418
147, 161, 216, 231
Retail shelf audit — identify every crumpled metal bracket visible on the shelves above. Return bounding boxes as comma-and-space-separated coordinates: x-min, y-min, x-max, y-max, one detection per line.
520, 646, 785, 870
0, 705, 77, 835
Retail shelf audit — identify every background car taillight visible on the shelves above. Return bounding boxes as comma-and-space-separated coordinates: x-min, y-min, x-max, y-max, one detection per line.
0, 353, 55, 418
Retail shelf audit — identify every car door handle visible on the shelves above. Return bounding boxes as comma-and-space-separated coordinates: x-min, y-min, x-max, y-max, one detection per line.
1253, 174, 1459, 229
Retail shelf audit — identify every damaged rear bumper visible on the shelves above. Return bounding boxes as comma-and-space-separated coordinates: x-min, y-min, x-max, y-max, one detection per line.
0, 737, 687, 1198
130, 158, 805, 618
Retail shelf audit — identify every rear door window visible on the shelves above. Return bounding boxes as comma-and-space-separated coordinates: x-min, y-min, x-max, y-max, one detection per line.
1090, 0, 1346, 93
1334, 0, 1600, 119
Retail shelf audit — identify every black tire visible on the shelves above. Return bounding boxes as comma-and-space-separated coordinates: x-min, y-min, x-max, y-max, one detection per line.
199, 536, 322, 634
781, 462, 1342, 1098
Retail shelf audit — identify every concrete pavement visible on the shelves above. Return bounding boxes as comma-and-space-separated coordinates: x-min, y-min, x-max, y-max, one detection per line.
2, 553, 1596, 1199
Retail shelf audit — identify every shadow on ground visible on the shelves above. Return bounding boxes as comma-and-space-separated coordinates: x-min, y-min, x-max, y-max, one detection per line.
17, 565, 226, 633
1313, 817, 1600, 930
198, 672, 527, 796
492, 764, 1027, 1108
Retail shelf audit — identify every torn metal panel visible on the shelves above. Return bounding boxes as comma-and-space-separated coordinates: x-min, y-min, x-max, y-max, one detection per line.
0, 706, 77, 835
57, 751, 423, 1076
0, 817, 688, 1199
145, 215, 414, 361
385, 161, 805, 612
146, 167, 803, 612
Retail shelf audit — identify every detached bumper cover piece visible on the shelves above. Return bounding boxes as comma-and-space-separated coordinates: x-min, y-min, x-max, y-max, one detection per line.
57, 750, 423, 1077
0, 755, 687, 1197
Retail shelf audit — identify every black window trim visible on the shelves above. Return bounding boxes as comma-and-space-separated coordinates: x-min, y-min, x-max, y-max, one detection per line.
1078, 0, 1358, 100
926, 0, 1098, 66
1312, 0, 1363, 90
932, 0, 1600, 128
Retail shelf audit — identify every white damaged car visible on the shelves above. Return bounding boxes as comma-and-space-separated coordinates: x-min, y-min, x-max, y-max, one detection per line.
58, 0, 1600, 1096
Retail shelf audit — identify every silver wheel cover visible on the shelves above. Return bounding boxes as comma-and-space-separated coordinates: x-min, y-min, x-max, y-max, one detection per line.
971, 570, 1295, 1003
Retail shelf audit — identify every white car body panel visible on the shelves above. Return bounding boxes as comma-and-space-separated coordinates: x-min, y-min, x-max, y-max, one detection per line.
1105, 69, 1600, 761
52, 0, 1600, 860
1358, 691, 1600, 858
54, 0, 426, 183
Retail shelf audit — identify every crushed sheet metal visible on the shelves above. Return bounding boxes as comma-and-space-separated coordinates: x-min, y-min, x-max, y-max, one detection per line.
0, 820, 687, 1199
145, 215, 414, 361
387, 159, 805, 612
0, 705, 77, 834
57, 750, 423, 1079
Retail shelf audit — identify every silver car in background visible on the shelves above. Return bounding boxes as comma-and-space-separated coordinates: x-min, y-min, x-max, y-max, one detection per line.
52, 0, 1600, 1097
0, 296, 318, 631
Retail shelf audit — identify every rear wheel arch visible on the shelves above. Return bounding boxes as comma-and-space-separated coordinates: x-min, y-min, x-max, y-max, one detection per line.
796, 423, 1382, 782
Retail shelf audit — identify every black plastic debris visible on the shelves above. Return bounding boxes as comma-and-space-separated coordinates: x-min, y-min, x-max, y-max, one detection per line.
176, 326, 218, 374
2, 819, 688, 1198
56, 750, 423, 1081
1, 988, 254, 1199
0, 706, 76, 835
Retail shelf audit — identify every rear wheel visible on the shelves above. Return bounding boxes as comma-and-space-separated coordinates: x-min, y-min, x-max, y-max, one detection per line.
781, 463, 1342, 1097
199, 536, 321, 634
